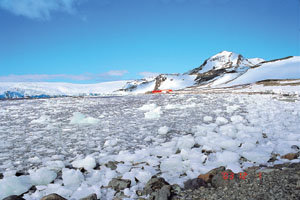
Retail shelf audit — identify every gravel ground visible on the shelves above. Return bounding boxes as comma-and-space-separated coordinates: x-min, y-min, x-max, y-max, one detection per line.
171, 162, 300, 200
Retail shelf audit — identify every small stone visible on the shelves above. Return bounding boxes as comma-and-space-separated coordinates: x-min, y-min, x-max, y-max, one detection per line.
136, 190, 143, 196
41, 193, 67, 200
105, 161, 118, 170
108, 178, 131, 191
79, 193, 97, 200
15, 170, 29, 177
0, 173, 3, 179
171, 184, 181, 194
143, 176, 170, 196
281, 153, 299, 160
297, 180, 300, 189
268, 153, 279, 162
184, 178, 208, 190
155, 185, 171, 200
3, 196, 26, 200
291, 145, 300, 151
262, 133, 268, 138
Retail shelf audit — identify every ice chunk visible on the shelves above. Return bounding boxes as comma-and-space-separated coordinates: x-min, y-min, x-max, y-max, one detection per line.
177, 135, 195, 150
144, 107, 162, 119
216, 117, 229, 125
158, 126, 169, 135
203, 116, 213, 122
242, 151, 270, 163
70, 183, 100, 200
230, 115, 244, 123
30, 167, 57, 185
72, 155, 96, 171
138, 103, 157, 111
45, 160, 65, 172
62, 168, 84, 186
104, 139, 118, 147
31, 115, 49, 124
135, 170, 152, 184
160, 155, 184, 174
70, 112, 100, 125
216, 151, 240, 166
0, 176, 32, 199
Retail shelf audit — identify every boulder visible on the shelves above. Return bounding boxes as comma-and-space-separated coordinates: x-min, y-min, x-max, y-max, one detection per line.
108, 178, 131, 191
197, 166, 226, 182
281, 153, 299, 160
40, 193, 67, 200
79, 193, 97, 200
142, 176, 170, 196
155, 185, 171, 200
3, 196, 26, 200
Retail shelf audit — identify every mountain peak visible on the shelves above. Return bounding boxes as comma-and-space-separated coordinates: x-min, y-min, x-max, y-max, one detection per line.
189, 51, 244, 75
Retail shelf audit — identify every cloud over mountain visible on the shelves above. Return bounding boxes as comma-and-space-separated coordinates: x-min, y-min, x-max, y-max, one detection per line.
0, 0, 83, 20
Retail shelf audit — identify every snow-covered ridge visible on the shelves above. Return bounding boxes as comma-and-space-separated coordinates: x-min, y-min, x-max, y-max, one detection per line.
224, 56, 300, 87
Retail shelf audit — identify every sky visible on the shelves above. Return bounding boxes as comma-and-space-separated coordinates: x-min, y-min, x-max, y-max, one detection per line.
0, 0, 299, 83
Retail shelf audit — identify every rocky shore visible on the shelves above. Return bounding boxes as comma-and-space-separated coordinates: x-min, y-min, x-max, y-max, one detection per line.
3, 160, 300, 200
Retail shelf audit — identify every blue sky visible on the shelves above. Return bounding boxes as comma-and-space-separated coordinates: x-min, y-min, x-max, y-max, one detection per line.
0, 0, 299, 83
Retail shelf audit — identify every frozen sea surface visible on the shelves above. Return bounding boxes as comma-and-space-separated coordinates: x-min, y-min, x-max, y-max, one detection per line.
0, 94, 300, 199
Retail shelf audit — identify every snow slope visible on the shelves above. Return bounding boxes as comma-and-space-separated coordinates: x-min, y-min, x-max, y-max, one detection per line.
0, 81, 128, 99
225, 56, 300, 86
125, 74, 197, 93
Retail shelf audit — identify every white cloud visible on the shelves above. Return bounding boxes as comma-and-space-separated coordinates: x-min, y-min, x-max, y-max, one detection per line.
0, 71, 129, 82
105, 70, 128, 76
138, 71, 160, 78
0, 0, 83, 20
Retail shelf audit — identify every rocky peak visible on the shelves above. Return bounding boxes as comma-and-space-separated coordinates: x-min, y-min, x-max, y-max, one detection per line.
188, 51, 246, 75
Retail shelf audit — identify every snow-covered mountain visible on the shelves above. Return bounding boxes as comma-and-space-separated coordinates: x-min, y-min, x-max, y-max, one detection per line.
124, 51, 299, 93
1, 51, 299, 99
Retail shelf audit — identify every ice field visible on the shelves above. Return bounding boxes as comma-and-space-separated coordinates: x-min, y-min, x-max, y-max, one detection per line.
0, 94, 300, 199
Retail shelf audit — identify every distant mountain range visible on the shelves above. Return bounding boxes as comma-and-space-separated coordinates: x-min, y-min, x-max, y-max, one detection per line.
0, 51, 299, 99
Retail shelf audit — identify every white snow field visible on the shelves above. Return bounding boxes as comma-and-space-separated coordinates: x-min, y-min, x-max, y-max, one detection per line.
0, 94, 300, 199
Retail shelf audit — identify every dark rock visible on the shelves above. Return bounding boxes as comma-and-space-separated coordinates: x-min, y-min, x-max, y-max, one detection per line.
40, 193, 67, 200
108, 178, 131, 191
143, 176, 170, 196
291, 145, 300, 151
262, 133, 268, 138
113, 191, 130, 200
105, 161, 118, 170
193, 143, 201, 148
3, 195, 26, 200
79, 193, 98, 200
184, 178, 208, 190
155, 185, 171, 200
15, 170, 29, 177
268, 153, 279, 162
94, 163, 101, 170
0, 172, 3, 179
201, 149, 214, 156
